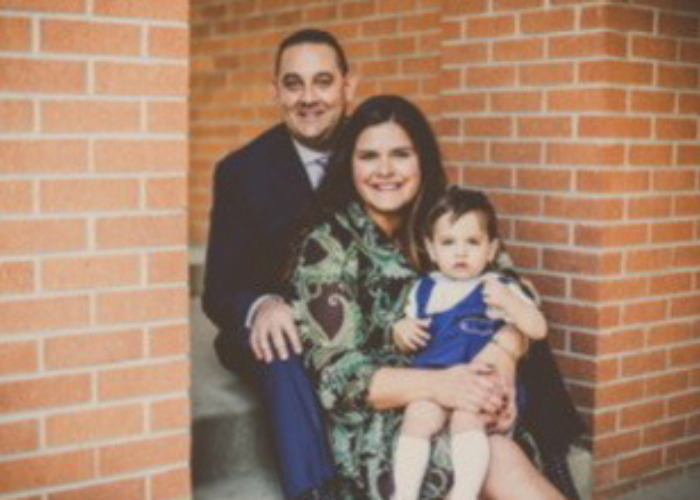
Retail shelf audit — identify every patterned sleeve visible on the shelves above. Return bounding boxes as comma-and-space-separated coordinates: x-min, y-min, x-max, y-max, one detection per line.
291, 224, 383, 415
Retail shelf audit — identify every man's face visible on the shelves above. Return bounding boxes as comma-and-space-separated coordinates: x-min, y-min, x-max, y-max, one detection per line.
273, 43, 356, 151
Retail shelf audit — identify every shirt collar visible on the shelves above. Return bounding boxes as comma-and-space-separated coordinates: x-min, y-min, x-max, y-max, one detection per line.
291, 138, 330, 167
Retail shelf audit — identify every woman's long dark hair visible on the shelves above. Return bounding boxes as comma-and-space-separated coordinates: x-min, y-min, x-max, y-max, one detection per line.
288, 95, 447, 275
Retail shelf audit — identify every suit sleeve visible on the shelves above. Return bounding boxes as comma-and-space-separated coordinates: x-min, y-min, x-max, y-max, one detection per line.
202, 159, 262, 335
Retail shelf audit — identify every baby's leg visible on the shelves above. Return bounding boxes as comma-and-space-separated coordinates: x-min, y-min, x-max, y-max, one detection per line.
449, 409, 490, 500
393, 400, 447, 500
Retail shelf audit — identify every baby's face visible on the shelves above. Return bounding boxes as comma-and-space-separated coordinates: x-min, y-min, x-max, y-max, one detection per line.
425, 211, 499, 280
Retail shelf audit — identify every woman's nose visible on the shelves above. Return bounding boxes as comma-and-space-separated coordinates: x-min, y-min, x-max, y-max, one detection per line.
376, 157, 394, 176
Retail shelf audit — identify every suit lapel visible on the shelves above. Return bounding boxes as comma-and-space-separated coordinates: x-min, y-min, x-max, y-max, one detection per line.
270, 125, 313, 199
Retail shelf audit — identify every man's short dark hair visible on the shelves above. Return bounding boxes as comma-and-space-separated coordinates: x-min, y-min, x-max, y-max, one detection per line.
274, 28, 349, 76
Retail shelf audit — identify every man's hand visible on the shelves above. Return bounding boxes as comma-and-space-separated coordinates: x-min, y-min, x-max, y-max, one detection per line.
393, 317, 431, 353
432, 363, 507, 417
249, 298, 301, 363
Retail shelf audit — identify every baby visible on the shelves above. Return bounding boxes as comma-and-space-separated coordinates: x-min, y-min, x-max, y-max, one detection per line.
392, 186, 547, 500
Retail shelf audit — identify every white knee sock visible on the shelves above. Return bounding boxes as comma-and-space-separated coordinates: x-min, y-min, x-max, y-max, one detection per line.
393, 435, 431, 500
450, 430, 490, 500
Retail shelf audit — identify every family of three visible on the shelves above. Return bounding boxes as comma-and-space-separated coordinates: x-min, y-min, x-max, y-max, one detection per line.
203, 28, 585, 500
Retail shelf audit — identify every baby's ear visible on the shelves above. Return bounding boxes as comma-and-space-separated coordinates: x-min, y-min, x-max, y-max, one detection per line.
488, 238, 500, 262
424, 237, 436, 262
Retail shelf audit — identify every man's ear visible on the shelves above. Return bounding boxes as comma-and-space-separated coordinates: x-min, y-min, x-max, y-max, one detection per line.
343, 70, 359, 103
270, 79, 280, 104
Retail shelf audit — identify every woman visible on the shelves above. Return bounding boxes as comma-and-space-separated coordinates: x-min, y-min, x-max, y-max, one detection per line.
290, 95, 575, 499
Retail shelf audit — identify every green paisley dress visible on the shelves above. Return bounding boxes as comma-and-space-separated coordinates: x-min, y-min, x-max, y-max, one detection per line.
291, 203, 455, 500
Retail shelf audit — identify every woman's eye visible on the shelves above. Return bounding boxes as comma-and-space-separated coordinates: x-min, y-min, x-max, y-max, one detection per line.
356, 151, 377, 161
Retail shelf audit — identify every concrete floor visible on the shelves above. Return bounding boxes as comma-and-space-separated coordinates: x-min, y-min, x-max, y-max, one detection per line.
616, 468, 700, 500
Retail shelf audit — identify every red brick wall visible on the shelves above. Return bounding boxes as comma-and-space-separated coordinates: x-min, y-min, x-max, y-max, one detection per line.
190, 0, 700, 497
0, 1, 191, 498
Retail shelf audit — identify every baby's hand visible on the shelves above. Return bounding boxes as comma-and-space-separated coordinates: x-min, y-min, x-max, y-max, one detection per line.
392, 317, 431, 353
483, 275, 515, 313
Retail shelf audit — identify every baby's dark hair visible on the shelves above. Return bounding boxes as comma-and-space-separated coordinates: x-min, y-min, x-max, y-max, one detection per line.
424, 186, 500, 241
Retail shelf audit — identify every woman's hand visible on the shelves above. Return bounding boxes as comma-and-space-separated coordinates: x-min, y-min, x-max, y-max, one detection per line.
432, 363, 507, 417
392, 317, 431, 353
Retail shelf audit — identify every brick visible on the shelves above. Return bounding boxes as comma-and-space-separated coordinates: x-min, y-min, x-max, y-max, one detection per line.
0, 100, 33, 131
99, 359, 188, 401
620, 401, 665, 429
493, 39, 544, 61
618, 450, 663, 480
580, 117, 651, 139
0, 419, 38, 454
659, 13, 699, 38
465, 66, 517, 88
99, 434, 189, 476
547, 88, 626, 113
47, 405, 144, 446
0, 260, 34, 295
580, 61, 653, 85
667, 437, 700, 466
0, 58, 86, 93
652, 221, 694, 243
490, 142, 541, 164
515, 220, 569, 244
572, 277, 648, 302
443, 42, 488, 65
544, 248, 622, 275
0, 178, 32, 214
675, 246, 700, 267
149, 26, 188, 58
622, 350, 667, 377
42, 20, 140, 56
576, 170, 650, 193
679, 145, 700, 165
0, 295, 89, 334
650, 273, 693, 296
648, 419, 689, 448
42, 100, 141, 133
628, 196, 673, 219
95, 0, 188, 21
463, 118, 511, 137
148, 101, 188, 132
672, 294, 700, 319
463, 167, 512, 187
495, 0, 543, 9
679, 93, 700, 113
151, 467, 191, 499
0, 219, 86, 256
581, 5, 654, 32
545, 196, 624, 220
95, 140, 187, 172
596, 431, 641, 460
147, 176, 187, 210
43, 254, 140, 290
575, 224, 648, 248
623, 299, 667, 324
632, 36, 678, 61
0, 340, 37, 375
676, 194, 700, 216
96, 62, 187, 96
441, 94, 487, 114
149, 251, 187, 284
151, 397, 190, 431
0, 374, 91, 414
45, 329, 143, 370
596, 379, 645, 406
630, 144, 673, 167
0, 0, 85, 12
0, 140, 88, 173
48, 478, 146, 500
97, 287, 187, 325
0, 450, 94, 495
547, 143, 625, 166
520, 62, 574, 85
670, 342, 700, 368
41, 178, 140, 212
574, 329, 644, 356
560, 32, 629, 61
378, 38, 416, 56
627, 248, 673, 273
656, 118, 697, 140
96, 214, 185, 250
680, 41, 700, 64
466, 15, 515, 38
0, 16, 31, 51
516, 168, 570, 191
518, 117, 572, 137
659, 64, 699, 89
631, 90, 676, 113
669, 389, 700, 417
491, 91, 542, 112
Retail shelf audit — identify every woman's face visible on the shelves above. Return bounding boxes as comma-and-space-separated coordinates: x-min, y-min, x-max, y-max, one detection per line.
352, 121, 422, 235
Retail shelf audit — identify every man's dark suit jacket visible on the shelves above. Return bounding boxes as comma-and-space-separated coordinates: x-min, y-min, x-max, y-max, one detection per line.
202, 123, 315, 373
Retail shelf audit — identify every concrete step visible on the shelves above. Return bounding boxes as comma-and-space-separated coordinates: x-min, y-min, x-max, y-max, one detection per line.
190, 297, 283, 499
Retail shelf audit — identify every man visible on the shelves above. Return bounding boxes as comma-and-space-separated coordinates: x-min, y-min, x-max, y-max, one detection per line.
202, 29, 357, 500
